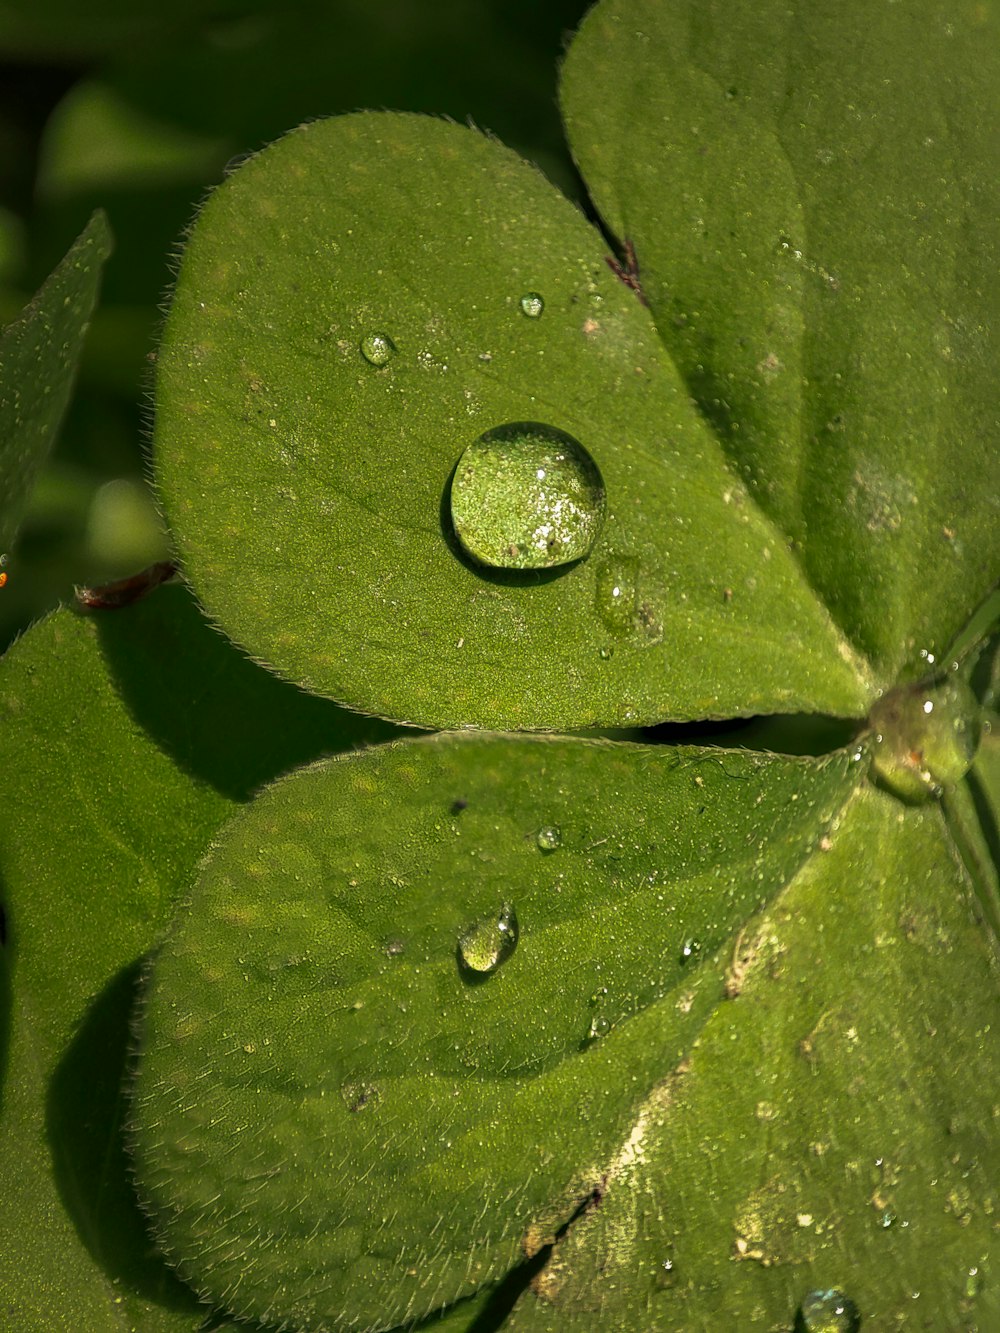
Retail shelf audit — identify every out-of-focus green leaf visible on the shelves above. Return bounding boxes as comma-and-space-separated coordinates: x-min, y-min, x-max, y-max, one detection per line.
154, 112, 873, 730
505, 785, 1000, 1330
0, 583, 396, 1330
130, 732, 861, 1331
26, 0, 589, 320
561, 0, 1000, 681
0, 211, 110, 553
37, 82, 227, 198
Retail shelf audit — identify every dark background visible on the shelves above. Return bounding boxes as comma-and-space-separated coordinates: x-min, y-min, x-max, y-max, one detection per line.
0, 0, 593, 652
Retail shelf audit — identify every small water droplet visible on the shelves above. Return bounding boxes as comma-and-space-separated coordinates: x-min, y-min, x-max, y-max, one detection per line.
796, 1288, 861, 1333
519, 292, 544, 318
383, 936, 406, 957
340, 1079, 381, 1112
654, 1257, 676, 1289
879, 1208, 897, 1229
359, 331, 396, 367
595, 556, 639, 634
679, 937, 702, 965
457, 902, 519, 976
588, 1013, 611, 1040
536, 825, 562, 852
450, 422, 606, 569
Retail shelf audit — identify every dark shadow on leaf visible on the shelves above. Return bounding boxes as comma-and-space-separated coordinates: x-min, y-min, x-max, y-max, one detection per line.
968, 767, 1000, 880
965, 767, 1000, 945
458, 1253, 550, 1333
398, 1251, 551, 1333
643, 711, 858, 756
46, 958, 211, 1316
89, 581, 400, 803
402, 1188, 601, 1332
969, 628, 999, 702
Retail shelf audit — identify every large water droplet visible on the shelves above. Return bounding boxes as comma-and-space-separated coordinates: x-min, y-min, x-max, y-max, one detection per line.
457, 902, 519, 977
595, 556, 639, 634
796, 1288, 861, 1333
519, 292, 544, 318
450, 423, 606, 570
359, 331, 396, 367
869, 675, 982, 802
536, 825, 562, 852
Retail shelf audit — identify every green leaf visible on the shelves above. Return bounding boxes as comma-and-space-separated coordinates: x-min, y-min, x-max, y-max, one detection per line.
0, 211, 111, 553
37, 81, 227, 198
153, 112, 873, 730
503, 785, 1000, 1330
0, 583, 395, 1330
130, 732, 862, 1332
561, 0, 1000, 681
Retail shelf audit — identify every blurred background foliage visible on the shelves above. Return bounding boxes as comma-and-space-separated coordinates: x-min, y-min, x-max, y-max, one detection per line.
0, 0, 592, 653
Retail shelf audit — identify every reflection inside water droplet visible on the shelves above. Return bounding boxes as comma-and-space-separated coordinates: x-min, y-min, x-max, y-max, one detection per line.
519, 291, 544, 318
457, 902, 519, 977
449, 422, 606, 570
796, 1288, 861, 1333
359, 331, 396, 366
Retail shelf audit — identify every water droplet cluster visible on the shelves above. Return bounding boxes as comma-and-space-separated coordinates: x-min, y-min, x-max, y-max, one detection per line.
869, 675, 982, 802
450, 423, 606, 570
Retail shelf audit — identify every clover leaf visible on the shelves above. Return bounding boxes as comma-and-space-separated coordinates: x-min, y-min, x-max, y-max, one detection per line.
152, 111, 872, 730
3, 1, 998, 1330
